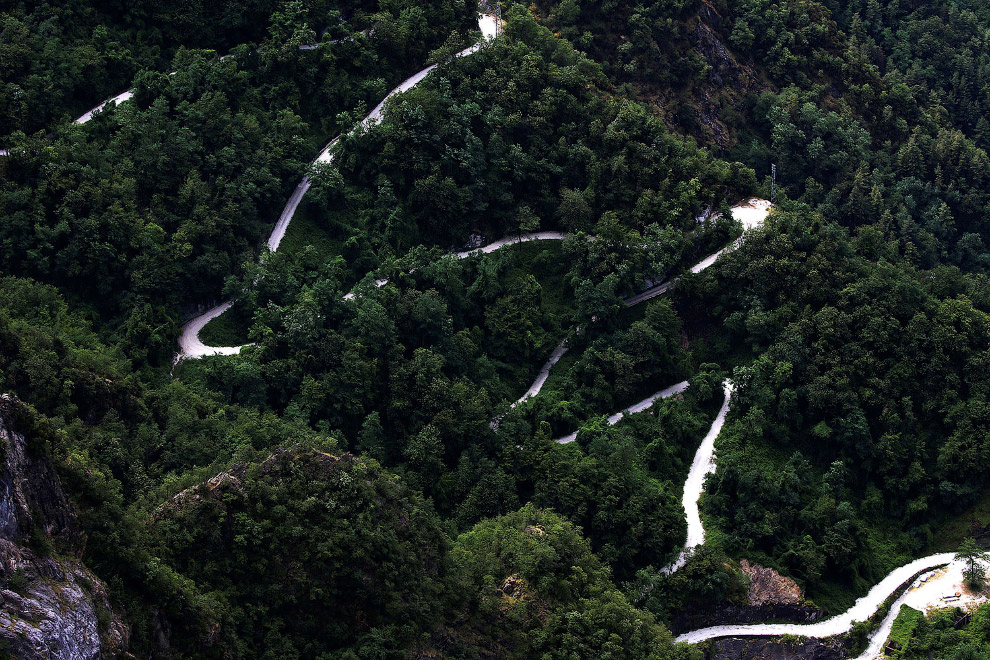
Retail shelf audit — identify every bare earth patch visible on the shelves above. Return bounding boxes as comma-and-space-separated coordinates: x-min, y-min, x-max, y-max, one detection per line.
740, 559, 802, 606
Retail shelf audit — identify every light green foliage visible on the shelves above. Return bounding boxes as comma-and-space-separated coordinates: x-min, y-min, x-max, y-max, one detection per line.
889, 605, 923, 652
446, 505, 701, 660
886, 602, 990, 659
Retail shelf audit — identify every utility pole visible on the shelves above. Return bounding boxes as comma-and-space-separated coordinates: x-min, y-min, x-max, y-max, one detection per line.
771, 163, 777, 205
495, 1, 502, 38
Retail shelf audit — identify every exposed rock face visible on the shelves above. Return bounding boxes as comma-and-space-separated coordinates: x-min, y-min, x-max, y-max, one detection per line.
0, 541, 127, 660
740, 559, 801, 606
682, 9, 761, 148
711, 636, 851, 660
0, 394, 128, 659
671, 560, 824, 633
0, 400, 79, 551
648, 0, 768, 148
672, 600, 826, 634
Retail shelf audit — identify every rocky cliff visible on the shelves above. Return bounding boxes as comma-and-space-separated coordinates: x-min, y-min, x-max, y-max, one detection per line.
0, 394, 128, 659
709, 636, 851, 660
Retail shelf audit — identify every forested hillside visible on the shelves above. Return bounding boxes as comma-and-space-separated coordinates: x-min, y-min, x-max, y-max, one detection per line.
3, 0, 990, 657
2, 0, 371, 134
2, 0, 475, 364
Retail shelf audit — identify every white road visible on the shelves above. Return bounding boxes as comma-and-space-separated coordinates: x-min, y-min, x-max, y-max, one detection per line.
675, 552, 971, 649
75, 90, 135, 124
178, 14, 497, 359
852, 559, 989, 659
185, 195, 769, 361
554, 380, 690, 444
656, 200, 980, 654
660, 382, 732, 574
267, 14, 498, 253
176, 301, 248, 358
551, 381, 731, 578
453, 231, 567, 258
540, 198, 770, 430
623, 198, 772, 306
339, 232, 570, 302
468, 198, 770, 398
514, 340, 569, 405
117, 15, 969, 653
547, 381, 731, 592
267, 175, 314, 252
535, 195, 986, 654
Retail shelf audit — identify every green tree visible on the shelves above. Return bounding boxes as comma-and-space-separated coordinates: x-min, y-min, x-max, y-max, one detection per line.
958, 538, 990, 590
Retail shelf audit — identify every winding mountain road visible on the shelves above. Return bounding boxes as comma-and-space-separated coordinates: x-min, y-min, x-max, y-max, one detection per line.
570, 376, 979, 658
675, 552, 980, 654
109, 13, 970, 656
177, 14, 498, 358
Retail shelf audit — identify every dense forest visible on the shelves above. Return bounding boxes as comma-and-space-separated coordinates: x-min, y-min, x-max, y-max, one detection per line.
4, 0, 990, 657
883, 601, 990, 659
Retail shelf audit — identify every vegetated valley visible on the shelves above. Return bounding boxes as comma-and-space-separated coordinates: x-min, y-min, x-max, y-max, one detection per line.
3, 0, 990, 658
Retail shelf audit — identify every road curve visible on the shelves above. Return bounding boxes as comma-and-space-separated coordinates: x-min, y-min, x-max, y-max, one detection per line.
180, 197, 768, 359
550, 382, 730, 575
677, 553, 958, 645
177, 14, 498, 359
89, 14, 968, 655
852, 558, 988, 659
176, 301, 247, 358
528, 200, 768, 405
676, 544, 987, 658
540, 379, 729, 596
661, 382, 732, 574
538, 346, 974, 656
494, 200, 765, 421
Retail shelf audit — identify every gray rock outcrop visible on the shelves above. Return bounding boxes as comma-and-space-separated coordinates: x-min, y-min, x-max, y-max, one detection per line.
0, 394, 128, 659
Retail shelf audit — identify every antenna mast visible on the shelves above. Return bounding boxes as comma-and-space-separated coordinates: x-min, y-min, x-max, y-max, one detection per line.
771, 163, 777, 205
496, 1, 502, 37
